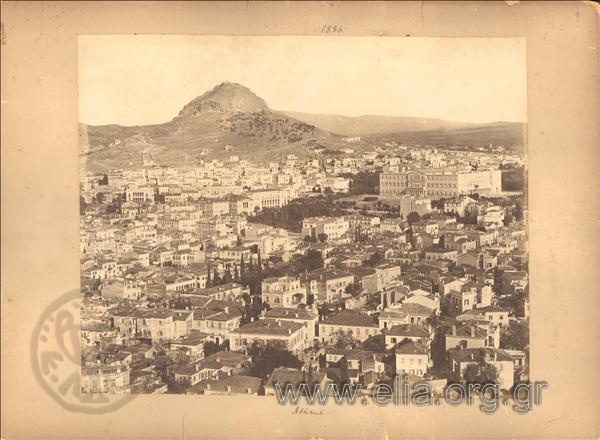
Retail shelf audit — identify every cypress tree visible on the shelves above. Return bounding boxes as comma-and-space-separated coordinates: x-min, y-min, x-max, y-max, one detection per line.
206, 260, 212, 287
240, 254, 246, 280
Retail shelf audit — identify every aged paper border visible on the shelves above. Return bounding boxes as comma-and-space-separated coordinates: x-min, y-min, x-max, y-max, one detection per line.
2, 1, 598, 439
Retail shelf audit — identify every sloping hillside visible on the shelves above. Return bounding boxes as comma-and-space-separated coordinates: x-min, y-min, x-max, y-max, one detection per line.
80, 83, 341, 172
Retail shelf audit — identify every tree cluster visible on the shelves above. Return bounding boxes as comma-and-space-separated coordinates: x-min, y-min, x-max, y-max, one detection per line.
247, 343, 303, 379
248, 195, 342, 232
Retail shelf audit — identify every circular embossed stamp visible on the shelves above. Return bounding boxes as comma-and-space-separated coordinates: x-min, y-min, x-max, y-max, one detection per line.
31, 290, 136, 414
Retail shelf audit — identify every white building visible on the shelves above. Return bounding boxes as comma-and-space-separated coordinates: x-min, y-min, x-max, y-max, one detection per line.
301, 216, 349, 240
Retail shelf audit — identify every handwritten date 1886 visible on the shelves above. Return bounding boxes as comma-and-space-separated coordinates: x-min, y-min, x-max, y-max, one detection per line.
322, 25, 343, 33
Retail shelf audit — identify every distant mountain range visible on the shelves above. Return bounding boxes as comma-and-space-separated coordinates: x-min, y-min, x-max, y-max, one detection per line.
281, 111, 525, 150
80, 82, 525, 171
370, 122, 526, 150
280, 111, 476, 136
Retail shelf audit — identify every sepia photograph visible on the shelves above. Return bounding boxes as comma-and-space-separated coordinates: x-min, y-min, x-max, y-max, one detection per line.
78, 35, 529, 399
2, 2, 598, 439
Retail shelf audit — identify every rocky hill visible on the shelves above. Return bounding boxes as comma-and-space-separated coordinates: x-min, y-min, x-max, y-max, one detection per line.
80, 82, 340, 172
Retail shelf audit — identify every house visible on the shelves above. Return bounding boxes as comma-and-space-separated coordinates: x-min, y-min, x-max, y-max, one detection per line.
458, 306, 510, 328
378, 310, 409, 330
346, 214, 381, 231
248, 230, 295, 259
81, 321, 119, 347
443, 196, 475, 217
457, 251, 498, 270
170, 331, 211, 358
194, 282, 248, 301
378, 281, 410, 309
447, 238, 478, 254
319, 310, 380, 343
385, 324, 433, 347
344, 294, 369, 311
345, 350, 385, 376
101, 280, 141, 300
449, 282, 493, 315
396, 303, 434, 325
380, 218, 406, 234
428, 213, 457, 229
403, 291, 440, 314
247, 188, 292, 210
174, 351, 252, 385
345, 215, 380, 239
439, 277, 465, 296
136, 308, 176, 342
189, 374, 262, 396
191, 302, 244, 344
305, 269, 355, 303
164, 273, 203, 292
198, 199, 230, 217
151, 246, 174, 266
228, 196, 257, 216
449, 288, 477, 315
125, 185, 154, 203
81, 346, 132, 394
172, 310, 194, 338
500, 270, 529, 295
301, 216, 349, 240
361, 264, 402, 294
395, 339, 430, 377
477, 205, 505, 228
112, 307, 176, 343
412, 221, 439, 236
172, 249, 203, 267
218, 246, 252, 263
322, 176, 351, 193
100, 345, 155, 375
444, 323, 495, 351
263, 307, 319, 342
230, 319, 308, 352
307, 242, 334, 259
448, 348, 515, 390
261, 276, 306, 308
464, 229, 496, 248
264, 367, 328, 396
174, 351, 251, 386
205, 307, 244, 339
198, 216, 244, 239
323, 348, 385, 385
81, 362, 131, 394
424, 246, 458, 262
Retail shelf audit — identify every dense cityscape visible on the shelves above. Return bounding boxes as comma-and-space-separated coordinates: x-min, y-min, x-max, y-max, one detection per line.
79, 141, 528, 397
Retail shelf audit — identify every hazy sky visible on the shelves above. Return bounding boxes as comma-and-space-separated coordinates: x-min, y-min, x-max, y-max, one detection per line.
78, 35, 526, 126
